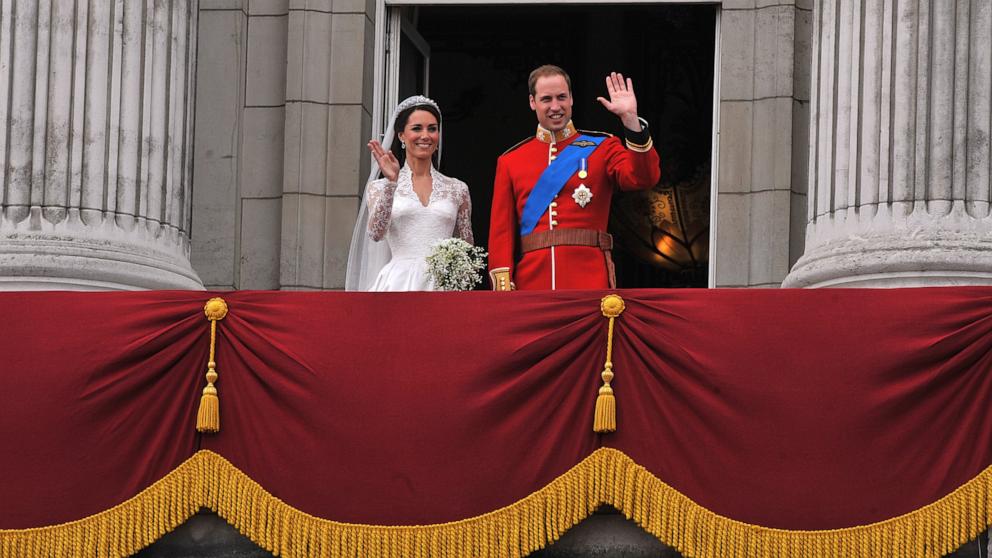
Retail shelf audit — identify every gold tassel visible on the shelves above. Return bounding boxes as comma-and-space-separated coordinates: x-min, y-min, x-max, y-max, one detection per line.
594, 294, 625, 434
594, 373, 616, 433
197, 297, 229, 433
197, 383, 219, 433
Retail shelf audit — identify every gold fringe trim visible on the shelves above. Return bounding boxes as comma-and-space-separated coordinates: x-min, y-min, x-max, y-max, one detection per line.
3, 448, 990, 558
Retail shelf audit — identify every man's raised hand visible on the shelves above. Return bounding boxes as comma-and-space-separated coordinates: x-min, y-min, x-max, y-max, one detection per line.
596, 72, 642, 132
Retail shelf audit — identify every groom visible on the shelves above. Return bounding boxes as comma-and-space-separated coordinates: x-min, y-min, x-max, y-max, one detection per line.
488, 65, 661, 291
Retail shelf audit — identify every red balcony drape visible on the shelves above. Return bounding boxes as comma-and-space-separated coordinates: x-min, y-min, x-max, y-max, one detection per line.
2, 288, 991, 557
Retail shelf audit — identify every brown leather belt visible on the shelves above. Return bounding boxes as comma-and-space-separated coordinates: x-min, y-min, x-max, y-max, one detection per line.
520, 228, 616, 288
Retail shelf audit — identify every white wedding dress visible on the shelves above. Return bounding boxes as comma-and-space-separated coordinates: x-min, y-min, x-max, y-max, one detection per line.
365, 164, 473, 291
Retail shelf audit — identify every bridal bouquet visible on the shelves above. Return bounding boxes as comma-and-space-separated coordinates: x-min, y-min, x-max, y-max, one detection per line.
425, 238, 488, 291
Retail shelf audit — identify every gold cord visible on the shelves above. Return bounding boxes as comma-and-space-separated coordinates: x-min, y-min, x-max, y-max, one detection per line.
196, 298, 228, 433
594, 295, 625, 434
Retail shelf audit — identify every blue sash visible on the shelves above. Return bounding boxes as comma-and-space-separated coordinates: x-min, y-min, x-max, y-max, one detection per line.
519, 135, 606, 236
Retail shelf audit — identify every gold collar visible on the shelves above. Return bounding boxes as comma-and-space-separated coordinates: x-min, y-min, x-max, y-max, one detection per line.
536, 121, 577, 143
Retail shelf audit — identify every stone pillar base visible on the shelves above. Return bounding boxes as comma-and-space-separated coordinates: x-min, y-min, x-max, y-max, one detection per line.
784, 206, 992, 288
0, 209, 202, 291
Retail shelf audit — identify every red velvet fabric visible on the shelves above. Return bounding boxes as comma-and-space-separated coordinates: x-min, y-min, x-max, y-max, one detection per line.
2, 289, 991, 531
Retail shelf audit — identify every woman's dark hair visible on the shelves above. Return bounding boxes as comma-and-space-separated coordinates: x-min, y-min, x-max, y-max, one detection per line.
391, 104, 441, 165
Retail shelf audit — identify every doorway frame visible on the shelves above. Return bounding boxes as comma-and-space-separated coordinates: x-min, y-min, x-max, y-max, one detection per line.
371, 0, 724, 288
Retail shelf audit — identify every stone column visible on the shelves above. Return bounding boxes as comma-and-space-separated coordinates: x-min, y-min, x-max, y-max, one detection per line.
0, 0, 202, 290
785, 0, 992, 288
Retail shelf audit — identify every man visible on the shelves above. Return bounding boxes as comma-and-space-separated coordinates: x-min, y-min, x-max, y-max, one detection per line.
488, 65, 661, 291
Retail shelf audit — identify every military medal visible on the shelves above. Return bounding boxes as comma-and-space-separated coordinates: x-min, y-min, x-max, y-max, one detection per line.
573, 157, 592, 208
573, 184, 592, 207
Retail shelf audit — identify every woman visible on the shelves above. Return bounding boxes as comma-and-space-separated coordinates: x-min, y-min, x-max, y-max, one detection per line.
345, 96, 474, 291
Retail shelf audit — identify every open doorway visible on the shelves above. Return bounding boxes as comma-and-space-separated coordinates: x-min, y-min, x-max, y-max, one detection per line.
388, 4, 717, 288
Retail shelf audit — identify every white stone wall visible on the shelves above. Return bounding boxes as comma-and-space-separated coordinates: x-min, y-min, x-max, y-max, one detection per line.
714, 0, 813, 287
279, 0, 374, 290
0, 0, 203, 290
191, 1, 282, 290
190, 0, 373, 290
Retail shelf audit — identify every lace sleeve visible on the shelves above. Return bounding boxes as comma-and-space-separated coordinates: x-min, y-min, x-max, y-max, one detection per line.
366, 179, 398, 241
454, 182, 474, 245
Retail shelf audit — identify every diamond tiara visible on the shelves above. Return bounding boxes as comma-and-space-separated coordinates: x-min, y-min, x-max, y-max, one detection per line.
395, 95, 439, 114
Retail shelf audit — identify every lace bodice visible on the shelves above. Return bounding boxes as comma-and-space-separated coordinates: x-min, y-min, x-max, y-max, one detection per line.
366, 165, 474, 260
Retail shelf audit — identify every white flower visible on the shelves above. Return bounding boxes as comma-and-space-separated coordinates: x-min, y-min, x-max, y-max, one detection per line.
425, 238, 488, 291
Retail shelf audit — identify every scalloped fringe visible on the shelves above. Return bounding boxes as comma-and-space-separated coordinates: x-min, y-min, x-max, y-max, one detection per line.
2, 448, 990, 558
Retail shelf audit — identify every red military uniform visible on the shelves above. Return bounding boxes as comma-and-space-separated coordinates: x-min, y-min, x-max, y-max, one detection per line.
488, 120, 660, 290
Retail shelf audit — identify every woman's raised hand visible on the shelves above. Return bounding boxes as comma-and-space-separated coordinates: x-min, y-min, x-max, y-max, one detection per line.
368, 140, 400, 182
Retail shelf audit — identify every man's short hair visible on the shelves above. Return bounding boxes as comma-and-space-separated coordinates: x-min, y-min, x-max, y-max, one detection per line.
528, 65, 572, 96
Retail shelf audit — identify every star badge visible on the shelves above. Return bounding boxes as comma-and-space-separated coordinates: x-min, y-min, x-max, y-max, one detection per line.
572, 184, 593, 208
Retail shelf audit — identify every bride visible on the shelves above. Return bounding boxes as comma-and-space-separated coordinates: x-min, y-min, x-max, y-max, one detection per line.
345, 96, 474, 291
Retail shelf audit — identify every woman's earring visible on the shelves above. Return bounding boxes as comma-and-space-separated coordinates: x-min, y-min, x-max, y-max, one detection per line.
400, 141, 406, 150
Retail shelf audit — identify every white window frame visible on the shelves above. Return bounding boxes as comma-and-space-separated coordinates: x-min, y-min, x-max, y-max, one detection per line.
371, 0, 723, 288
